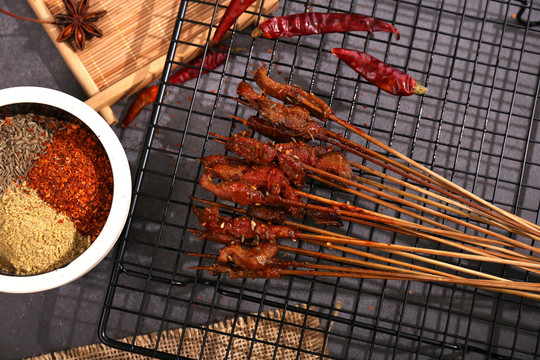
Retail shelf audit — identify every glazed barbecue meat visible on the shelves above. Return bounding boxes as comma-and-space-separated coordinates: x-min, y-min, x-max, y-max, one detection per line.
200, 155, 250, 179
253, 67, 334, 120
275, 152, 306, 189
218, 242, 279, 271
199, 171, 304, 217
223, 132, 348, 188
193, 206, 300, 241
195, 230, 238, 245
199, 172, 267, 206
305, 208, 343, 227
246, 205, 288, 224
244, 116, 313, 143
224, 132, 278, 165
315, 151, 354, 180
200, 155, 302, 204
237, 82, 327, 140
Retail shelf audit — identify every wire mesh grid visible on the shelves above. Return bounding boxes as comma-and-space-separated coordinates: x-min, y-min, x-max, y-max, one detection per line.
100, 0, 540, 358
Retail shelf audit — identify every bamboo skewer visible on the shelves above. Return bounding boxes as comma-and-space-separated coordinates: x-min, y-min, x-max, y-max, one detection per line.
189, 198, 540, 298
190, 197, 539, 266
190, 198, 540, 275
286, 95, 540, 240
210, 132, 540, 247
307, 171, 536, 245
299, 233, 540, 269
294, 190, 540, 256
188, 252, 540, 300
350, 172, 522, 236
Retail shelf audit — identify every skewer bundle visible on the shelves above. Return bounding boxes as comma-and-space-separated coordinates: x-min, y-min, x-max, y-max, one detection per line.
188, 67, 540, 301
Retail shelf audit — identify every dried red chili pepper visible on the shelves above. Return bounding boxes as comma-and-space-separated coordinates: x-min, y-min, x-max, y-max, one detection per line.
331, 48, 427, 96
168, 44, 231, 84
252, 12, 400, 40
212, 0, 256, 44
121, 45, 233, 128
121, 85, 158, 128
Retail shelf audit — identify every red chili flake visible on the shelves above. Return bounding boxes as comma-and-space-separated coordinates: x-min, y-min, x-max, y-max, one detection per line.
26, 123, 113, 240
5, 117, 11, 125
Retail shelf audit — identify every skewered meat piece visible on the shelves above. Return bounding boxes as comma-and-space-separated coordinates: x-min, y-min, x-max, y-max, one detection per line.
218, 242, 279, 271
192, 206, 301, 241
243, 116, 313, 143
275, 141, 334, 163
199, 171, 304, 217
246, 205, 288, 224
224, 131, 278, 165
200, 155, 250, 179
199, 172, 267, 206
305, 208, 343, 227
253, 67, 334, 119
237, 82, 327, 140
200, 155, 302, 204
223, 132, 348, 188
276, 152, 306, 189
315, 151, 354, 180
224, 132, 334, 167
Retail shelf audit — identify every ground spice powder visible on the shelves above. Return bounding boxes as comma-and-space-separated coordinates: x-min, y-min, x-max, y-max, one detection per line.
26, 123, 113, 240
0, 184, 91, 275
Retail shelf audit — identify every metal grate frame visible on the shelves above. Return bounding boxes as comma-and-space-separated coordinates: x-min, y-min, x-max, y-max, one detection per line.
100, 0, 540, 358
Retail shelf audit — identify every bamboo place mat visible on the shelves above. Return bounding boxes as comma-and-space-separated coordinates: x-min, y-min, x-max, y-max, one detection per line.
26, 305, 327, 360
27, 0, 278, 125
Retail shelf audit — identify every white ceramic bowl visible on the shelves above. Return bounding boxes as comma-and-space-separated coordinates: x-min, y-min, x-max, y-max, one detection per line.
0, 87, 131, 293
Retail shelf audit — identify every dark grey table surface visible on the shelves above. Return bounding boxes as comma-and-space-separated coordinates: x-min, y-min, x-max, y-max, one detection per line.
0, 2, 150, 359
2, 1, 540, 359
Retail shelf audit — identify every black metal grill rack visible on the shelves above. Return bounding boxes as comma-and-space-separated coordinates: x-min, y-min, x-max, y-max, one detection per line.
100, 0, 540, 358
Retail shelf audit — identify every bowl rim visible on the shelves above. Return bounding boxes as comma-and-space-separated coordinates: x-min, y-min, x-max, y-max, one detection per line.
0, 86, 131, 293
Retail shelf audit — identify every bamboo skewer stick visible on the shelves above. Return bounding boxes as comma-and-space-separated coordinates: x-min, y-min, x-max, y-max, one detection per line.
337, 213, 540, 271
308, 171, 535, 245
329, 116, 540, 238
189, 253, 540, 300
278, 244, 455, 278
298, 238, 512, 282
299, 233, 540, 269
294, 190, 540, 256
189, 198, 540, 295
190, 197, 540, 266
287, 95, 540, 239
189, 198, 540, 276
349, 162, 540, 242
351, 172, 523, 236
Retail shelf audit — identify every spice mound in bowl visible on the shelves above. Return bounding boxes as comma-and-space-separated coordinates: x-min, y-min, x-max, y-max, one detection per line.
0, 87, 131, 293
0, 115, 112, 275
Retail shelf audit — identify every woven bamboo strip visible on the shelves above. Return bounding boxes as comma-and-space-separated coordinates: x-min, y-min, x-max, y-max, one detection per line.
30, 0, 278, 125
84, 0, 278, 115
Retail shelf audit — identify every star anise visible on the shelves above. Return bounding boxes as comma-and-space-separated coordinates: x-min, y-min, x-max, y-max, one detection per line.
55, 0, 107, 50
0, 1, 106, 51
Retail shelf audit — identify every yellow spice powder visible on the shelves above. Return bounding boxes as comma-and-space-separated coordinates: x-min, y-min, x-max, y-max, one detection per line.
0, 184, 91, 275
